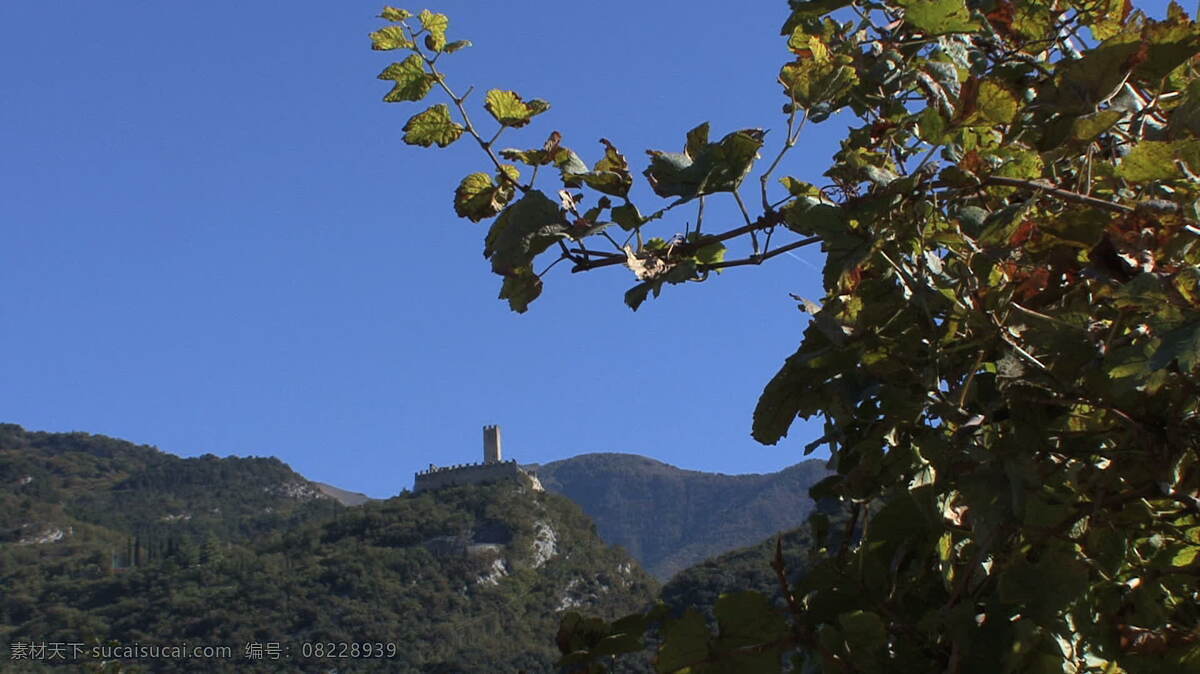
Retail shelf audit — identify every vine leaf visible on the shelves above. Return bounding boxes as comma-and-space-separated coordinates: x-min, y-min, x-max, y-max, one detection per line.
1150, 318, 1200, 372
378, 54, 435, 102
644, 124, 766, 203
714, 591, 789, 651
370, 25, 413, 51
454, 166, 520, 222
567, 139, 634, 197
485, 90, 551, 128
501, 132, 567, 167
378, 7, 412, 21
780, 30, 858, 112
656, 609, 710, 672
484, 190, 566, 275
498, 265, 542, 314
611, 202, 644, 231
418, 9, 448, 51
898, 0, 982, 34
403, 104, 465, 147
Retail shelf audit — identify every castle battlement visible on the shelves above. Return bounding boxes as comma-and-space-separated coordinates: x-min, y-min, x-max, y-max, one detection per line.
417, 459, 519, 477
413, 426, 542, 493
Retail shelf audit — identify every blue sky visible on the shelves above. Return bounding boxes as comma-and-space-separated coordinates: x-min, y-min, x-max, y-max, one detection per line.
2, 1, 1169, 497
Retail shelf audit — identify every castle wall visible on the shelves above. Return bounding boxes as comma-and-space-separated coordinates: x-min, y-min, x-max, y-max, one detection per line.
413, 460, 524, 493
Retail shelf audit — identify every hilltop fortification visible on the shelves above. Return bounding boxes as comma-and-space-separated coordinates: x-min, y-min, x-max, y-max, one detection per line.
414, 425, 543, 493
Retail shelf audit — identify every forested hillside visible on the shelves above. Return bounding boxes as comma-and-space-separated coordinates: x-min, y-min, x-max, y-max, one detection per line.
533, 453, 829, 579
0, 426, 658, 672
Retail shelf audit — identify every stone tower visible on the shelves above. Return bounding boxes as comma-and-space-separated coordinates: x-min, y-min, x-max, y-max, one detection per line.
483, 425, 502, 463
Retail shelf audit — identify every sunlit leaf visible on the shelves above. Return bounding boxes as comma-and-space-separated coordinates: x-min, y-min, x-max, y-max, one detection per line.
370, 25, 413, 50
402, 104, 465, 147
378, 6, 412, 21
418, 9, 448, 51
377, 54, 435, 102
485, 90, 550, 128
898, 0, 982, 34
454, 167, 519, 222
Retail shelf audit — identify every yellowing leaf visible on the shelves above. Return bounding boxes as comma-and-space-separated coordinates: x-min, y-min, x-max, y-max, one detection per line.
1171, 545, 1199, 567
899, 0, 982, 35
484, 90, 550, 128
370, 25, 413, 50
454, 168, 519, 222
1118, 140, 1200, 181
1072, 109, 1125, 141
975, 80, 1018, 125
378, 6, 412, 21
402, 104, 465, 148
418, 9, 448, 51
377, 54, 435, 102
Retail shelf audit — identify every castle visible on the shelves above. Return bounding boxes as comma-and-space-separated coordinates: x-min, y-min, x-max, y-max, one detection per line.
413, 425, 543, 493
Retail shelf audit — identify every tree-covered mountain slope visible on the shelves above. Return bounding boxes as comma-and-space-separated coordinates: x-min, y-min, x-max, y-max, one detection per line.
531, 453, 829, 580
0, 425, 658, 672
0, 423, 341, 554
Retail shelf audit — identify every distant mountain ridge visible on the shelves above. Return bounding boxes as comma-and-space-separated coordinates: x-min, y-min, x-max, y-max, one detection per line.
531, 453, 830, 580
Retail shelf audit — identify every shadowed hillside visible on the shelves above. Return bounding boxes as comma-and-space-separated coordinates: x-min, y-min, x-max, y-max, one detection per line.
532, 453, 829, 580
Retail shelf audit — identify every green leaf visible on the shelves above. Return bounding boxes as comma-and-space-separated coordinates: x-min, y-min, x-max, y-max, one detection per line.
568, 139, 634, 197
485, 90, 550, 128
1170, 544, 1199, 567
782, 196, 846, 237
779, 36, 858, 110
752, 343, 824, 444
1150, 317, 1200, 372
917, 106, 948, 144
500, 134, 568, 167
656, 609, 710, 672
898, 0, 982, 34
1072, 109, 1125, 142
498, 265, 542, 314
454, 167, 519, 222
692, 239, 727, 267
624, 281, 658, 311
402, 104, 465, 147
443, 39, 471, 54
1117, 140, 1200, 181
714, 591, 788, 650
378, 54, 435, 102
484, 190, 566, 274
838, 610, 887, 653
612, 203, 644, 231
973, 80, 1017, 125
644, 126, 766, 203
1168, 79, 1200, 139
418, 9, 448, 51
781, 0, 851, 34
370, 25, 413, 50
378, 6, 412, 21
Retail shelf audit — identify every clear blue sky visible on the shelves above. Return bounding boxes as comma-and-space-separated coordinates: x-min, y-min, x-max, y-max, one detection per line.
2, 1, 1170, 497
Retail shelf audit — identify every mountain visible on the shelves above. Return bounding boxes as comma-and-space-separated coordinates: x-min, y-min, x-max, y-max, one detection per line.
530, 453, 830, 580
0, 425, 658, 672
0, 423, 341, 553
312, 481, 372, 506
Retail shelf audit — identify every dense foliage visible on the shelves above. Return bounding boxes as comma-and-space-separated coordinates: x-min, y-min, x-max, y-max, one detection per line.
374, 1, 1200, 671
1, 426, 657, 672
535, 454, 828, 580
